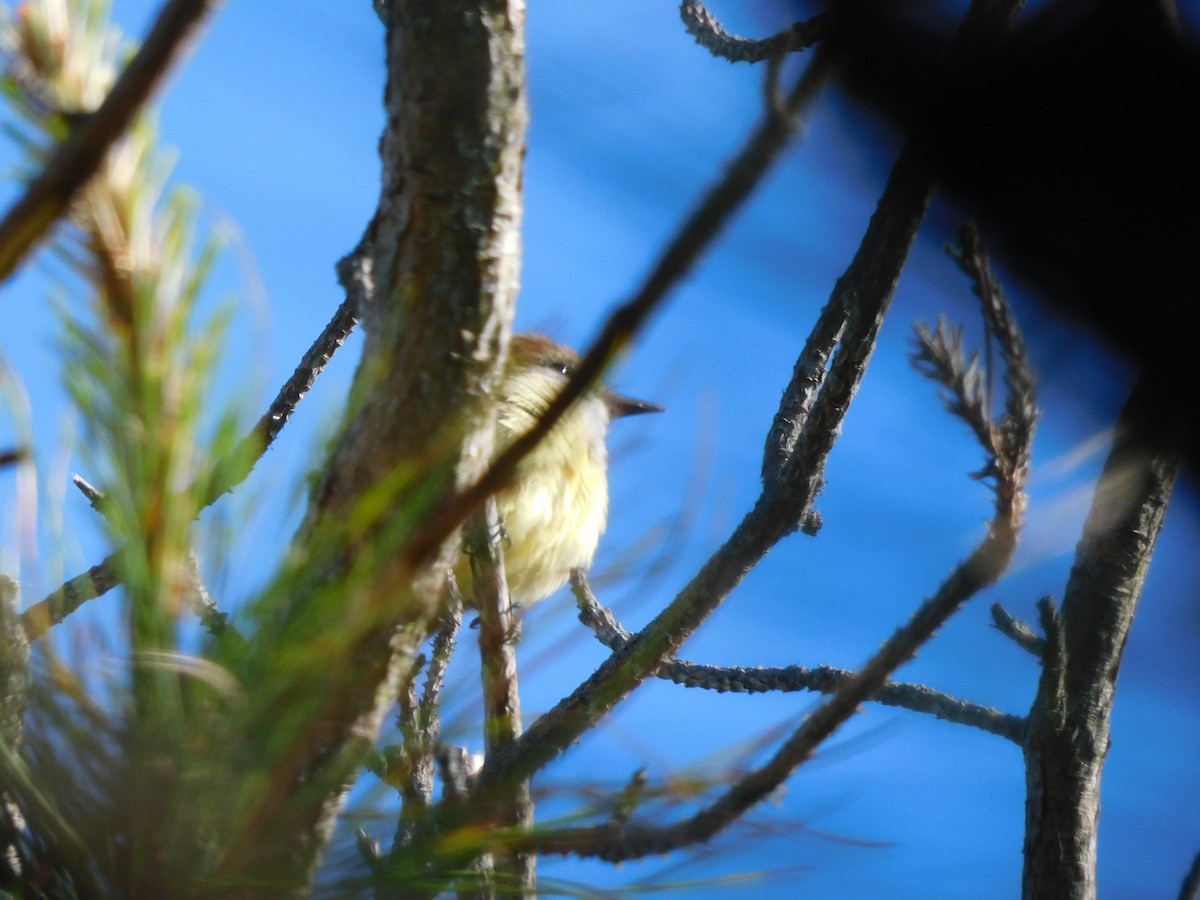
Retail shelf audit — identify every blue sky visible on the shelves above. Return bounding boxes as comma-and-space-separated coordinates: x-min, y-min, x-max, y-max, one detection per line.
3, 2, 1199, 897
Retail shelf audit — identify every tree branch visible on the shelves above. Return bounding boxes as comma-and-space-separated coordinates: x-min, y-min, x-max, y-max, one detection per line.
390, 589, 461, 853
991, 601, 1046, 658
217, 1, 529, 888
0, 0, 223, 284
467, 497, 533, 893
212, 236, 366, 501
474, 79, 1031, 860
680, 1, 827, 64
1021, 372, 1187, 900
21, 277, 360, 640
572, 571, 1025, 743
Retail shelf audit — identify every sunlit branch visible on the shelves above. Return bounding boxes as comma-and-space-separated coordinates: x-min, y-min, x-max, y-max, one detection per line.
224, 233, 369, 490
0, 0, 223, 284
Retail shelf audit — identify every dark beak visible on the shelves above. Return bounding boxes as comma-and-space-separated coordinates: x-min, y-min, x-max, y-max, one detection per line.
605, 391, 664, 419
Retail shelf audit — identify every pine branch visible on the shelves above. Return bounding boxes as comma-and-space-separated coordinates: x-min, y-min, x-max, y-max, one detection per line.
0, 0, 222, 283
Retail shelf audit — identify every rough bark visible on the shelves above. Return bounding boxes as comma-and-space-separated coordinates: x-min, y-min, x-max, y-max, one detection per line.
1022, 374, 1185, 899
220, 1, 527, 888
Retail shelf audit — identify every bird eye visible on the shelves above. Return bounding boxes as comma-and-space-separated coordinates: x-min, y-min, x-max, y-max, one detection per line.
548, 358, 572, 376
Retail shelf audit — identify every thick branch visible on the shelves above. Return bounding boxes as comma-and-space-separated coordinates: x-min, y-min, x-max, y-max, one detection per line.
1022, 373, 1186, 900
218, 2, 528, 888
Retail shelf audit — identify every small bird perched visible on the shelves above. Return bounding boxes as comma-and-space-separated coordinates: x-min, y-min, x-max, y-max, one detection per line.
465, 333, 662, 607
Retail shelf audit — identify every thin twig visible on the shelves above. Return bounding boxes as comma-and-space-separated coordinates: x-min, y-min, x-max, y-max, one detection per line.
911, 317, 993, 449
611, 769, 648, 829
916, 223, 1038, 495
680, 1, 827, 64
21, 554, 120, 639
466, 496, 533, 892
0, 0, 224, 284
418, 580, 462, 749
23, 244, 364, 638
388, 582, 464, 849
214, 236, 366, 503
572, 572, 1025, 744
948, 222, 1039, 431
990, 602, 1045, 657
391, 654, 431, 852
468, 498, 522, 758
185, 550, 239, 642
70, 474, 103, 509
389, 661, 430, 862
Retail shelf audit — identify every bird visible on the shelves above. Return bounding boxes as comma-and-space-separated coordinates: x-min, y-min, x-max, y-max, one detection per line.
460, 333, 662, 608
